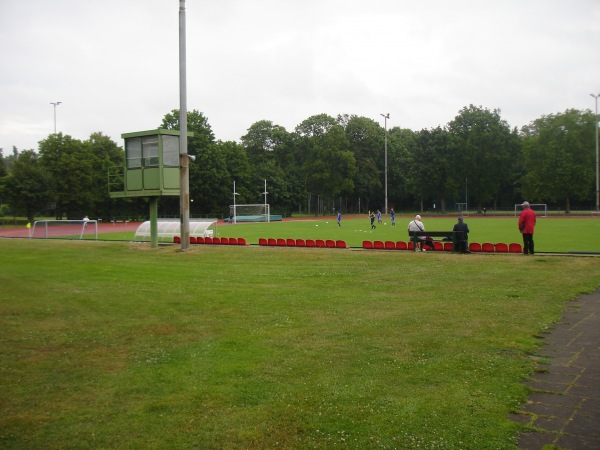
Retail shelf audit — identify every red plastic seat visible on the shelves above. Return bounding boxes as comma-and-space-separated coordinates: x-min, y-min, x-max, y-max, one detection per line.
336, 240, 347, 249
509, 243, 522, 253
326, 239, 336, 248
316, 239, 326, 248
407, 241, 415, 250
495, 243, 509, 253
286, 238, 296, 247
306, 239, 316, 247
481, 243, 495, 252
204, 237, 213, 244
237, 237, 248, 246
296, 239, 306, 247
469, 242, 482, 252
363, 240, 373, 249
277, 238, 286, 246
259, 238, 268, 246
433, 241, 444, 251
173, 236, 181, 243
374, 241, 384, 250
268, 238, 277, 246
443, 242, 454, 251
190, 236, 197, 244
197, 236, 205, 244
220, 237, 229, 245
396, 241, 408, 250
212, 237, 221, 245
228, 237, 237, 245
385, 241, 396, 250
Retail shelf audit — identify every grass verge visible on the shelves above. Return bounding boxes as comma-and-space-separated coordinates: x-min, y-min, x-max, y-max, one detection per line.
1, 240, 599, 448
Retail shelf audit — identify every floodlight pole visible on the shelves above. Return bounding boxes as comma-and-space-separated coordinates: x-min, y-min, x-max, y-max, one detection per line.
50, 101, 61, 133
592, 94, 600, 213
233, 181, 239, 224
380, 113, 390, 214
262, 179, 269, 222
179, 0, 190, 251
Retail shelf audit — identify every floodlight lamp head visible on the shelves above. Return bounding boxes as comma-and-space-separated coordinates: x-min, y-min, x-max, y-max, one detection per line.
188, 154, 196, 162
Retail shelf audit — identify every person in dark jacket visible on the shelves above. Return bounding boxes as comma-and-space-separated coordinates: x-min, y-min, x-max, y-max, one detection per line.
452, 216, 470, 253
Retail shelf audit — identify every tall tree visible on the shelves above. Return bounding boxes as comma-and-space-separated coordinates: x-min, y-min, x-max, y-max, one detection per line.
387, 127, 417, 211
241, 121, 295, 213
188, 142, 230, 215
0, 148, 6, 178
160, 109, 220, 215
160, 109, 215, 152
342, 115, 383, 212
521, 109, 595, 212
88, 132, 125, 218
2, 150, 51, 222
447, 105, 520, 211
296, 114, 356, 214
407, 127, 453, 212
39, 133, 95, 218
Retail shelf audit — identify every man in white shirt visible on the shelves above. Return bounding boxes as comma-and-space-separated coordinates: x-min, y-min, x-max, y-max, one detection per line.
408, 214, 433, 251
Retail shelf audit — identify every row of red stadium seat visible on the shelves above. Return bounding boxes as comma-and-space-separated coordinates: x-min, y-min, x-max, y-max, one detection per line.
362, 240, 523, 253
469, 242, 522, 253
259, 238, 348, 249
362, 240, 449, 251
173, 236, 248, 245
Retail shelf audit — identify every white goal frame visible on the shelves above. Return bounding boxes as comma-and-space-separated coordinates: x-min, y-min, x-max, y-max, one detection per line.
31, 220, 98, 240
456, 203, 468, 213
514, 203, 547, 217
229, 204, 271, 223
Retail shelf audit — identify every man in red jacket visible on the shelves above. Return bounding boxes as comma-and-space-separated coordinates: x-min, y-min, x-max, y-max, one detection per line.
518, 201, 537, 255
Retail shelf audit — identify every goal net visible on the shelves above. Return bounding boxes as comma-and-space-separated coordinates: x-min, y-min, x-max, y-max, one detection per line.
514, 203, 547, 217
31, 220, 98, 240
229, 204, 271, 223
456, 203, 468, 213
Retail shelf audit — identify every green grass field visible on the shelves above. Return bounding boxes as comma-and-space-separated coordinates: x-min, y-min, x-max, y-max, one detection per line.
1, 238, 600, 448
95, 215, 600, 253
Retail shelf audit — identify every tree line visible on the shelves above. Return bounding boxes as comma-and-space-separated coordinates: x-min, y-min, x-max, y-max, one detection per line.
0, 105, 596, 222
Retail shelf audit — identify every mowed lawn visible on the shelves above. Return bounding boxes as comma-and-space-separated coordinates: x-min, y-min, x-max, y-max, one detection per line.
205, 215, 600, 253
1, 239, 600, 449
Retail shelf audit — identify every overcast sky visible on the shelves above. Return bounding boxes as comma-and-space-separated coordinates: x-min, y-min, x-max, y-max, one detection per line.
1, 0, 599, 153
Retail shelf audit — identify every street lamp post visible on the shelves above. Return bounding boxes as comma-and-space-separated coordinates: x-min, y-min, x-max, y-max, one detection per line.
50, 101, 61, 133
380, 113, 390, 214
591, 94, 600, 213
178, 0, 190, 251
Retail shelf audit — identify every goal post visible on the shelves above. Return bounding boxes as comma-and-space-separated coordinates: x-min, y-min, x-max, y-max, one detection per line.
456, 203, 468, 213
229, 204, 271, 223
514, 203, 547, 217
31, 220, 98, 240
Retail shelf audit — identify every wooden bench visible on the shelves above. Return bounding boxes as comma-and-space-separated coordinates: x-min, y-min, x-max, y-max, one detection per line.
408, 231, 464, 252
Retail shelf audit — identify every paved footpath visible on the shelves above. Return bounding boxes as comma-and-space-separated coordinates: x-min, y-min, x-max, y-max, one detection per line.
512, 288, 600, 449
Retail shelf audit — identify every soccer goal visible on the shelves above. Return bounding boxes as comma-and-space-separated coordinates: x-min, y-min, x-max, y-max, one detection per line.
456, 203, 468, 213
31, 220, 98, 240
229, 204, 271, 223
514, 203, 547, 217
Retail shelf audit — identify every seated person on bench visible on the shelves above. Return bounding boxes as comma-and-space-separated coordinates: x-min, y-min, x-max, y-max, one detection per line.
452, 216, 470, 253
408, 214, 434, 251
